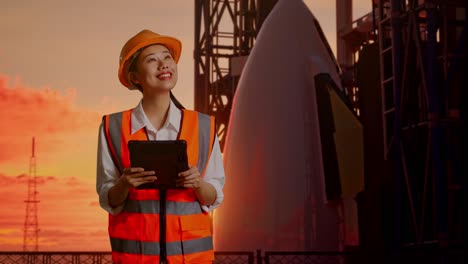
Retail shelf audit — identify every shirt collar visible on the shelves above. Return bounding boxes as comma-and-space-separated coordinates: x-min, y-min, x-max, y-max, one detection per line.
131, 99, 182, 134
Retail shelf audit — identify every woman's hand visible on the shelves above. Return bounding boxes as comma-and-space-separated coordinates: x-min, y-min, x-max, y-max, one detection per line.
120, 167, 157, 189
177, 165, 201, 189
108, 167, 156, 209
177, 165, 217, 206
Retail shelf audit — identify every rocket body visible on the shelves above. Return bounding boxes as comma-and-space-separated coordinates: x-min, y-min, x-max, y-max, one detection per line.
214, 0, 363, 252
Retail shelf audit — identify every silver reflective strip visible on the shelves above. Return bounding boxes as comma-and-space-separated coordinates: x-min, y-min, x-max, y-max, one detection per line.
108, 112, 124, 172
197, 113, 211, 174
181, 236, 213, 255
110, 236, 213, 256
123, 200, 203, 215
111, 237, 161, 255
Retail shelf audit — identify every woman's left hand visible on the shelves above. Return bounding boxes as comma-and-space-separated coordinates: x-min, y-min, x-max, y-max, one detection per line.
177, 165, 202, 189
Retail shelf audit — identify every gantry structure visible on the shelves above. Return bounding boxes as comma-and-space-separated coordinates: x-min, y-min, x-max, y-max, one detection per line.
194, 0, 277, 149
377, 0, 466, 248
344, 0, 467, 249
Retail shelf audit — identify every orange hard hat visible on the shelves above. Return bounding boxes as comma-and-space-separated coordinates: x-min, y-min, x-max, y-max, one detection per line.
118, 29, 182, 89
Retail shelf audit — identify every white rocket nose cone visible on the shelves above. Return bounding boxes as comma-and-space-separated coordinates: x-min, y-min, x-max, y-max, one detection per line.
214, 0, 349, 252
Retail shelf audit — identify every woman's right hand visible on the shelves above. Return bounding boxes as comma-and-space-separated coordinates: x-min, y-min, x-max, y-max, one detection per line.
120, 167, 157, 188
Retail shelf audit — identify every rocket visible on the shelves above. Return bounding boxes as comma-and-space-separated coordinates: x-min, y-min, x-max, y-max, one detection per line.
214, 0, 364, 251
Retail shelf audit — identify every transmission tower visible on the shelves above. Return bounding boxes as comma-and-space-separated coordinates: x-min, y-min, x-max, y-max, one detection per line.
23, 137, 40, 251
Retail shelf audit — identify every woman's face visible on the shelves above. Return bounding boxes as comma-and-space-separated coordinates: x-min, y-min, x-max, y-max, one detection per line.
131, 44, 178, 94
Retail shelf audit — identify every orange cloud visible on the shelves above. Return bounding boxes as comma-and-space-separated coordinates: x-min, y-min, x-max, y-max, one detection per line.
0, 174, 110, 251
0, 72, 116, 251
0, 73, 101, 166
0, 173, 57, 185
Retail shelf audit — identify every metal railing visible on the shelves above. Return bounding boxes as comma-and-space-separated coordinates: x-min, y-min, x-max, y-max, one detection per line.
1, 249, 465, 264
264, 251, 347, 264
0, 252, 254, 264
214, 251, 255, 264
0, 252, 112, 264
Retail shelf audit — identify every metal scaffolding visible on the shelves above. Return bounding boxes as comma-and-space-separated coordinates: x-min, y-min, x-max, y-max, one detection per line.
375, 0, 467, 248
194, 0, 277, 149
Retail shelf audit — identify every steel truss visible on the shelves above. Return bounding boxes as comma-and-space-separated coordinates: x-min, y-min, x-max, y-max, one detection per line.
194, 0, 276, 148
376, 0, 467, 247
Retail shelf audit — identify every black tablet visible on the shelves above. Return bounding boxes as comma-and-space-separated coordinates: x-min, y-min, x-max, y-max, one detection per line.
128, 140, 189, 190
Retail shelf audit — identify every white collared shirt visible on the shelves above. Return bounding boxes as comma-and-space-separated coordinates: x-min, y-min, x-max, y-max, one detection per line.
96, 100, 225, 215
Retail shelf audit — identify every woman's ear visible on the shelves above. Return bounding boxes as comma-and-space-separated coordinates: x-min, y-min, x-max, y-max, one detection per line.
128, 71, 140, 86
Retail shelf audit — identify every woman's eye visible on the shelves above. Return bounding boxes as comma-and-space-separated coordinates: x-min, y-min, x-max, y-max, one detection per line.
147, 57, 157, 62
165, 55, 172, 60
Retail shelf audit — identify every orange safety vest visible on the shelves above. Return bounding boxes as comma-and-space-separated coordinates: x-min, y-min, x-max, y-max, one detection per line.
103, 108, 216, 264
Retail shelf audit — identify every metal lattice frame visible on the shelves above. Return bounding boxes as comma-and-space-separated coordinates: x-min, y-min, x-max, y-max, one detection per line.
214, 251, 255, 264
264, 252, 346, 264
194, 0, 269, 149
377, 0, 466, 247
340, 11, 378, 116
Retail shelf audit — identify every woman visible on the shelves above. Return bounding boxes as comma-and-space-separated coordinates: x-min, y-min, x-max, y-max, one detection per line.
96, 29, 225, 264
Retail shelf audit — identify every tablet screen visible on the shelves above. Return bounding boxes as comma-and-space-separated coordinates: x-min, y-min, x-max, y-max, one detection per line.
128, 140, 189, 190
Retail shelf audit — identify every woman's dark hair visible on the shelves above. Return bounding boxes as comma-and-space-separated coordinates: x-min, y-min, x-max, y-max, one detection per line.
127, 49, 144, 91
170, 91, 185, 109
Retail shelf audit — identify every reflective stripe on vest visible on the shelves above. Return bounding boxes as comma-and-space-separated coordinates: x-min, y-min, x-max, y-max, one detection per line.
123, 199, 203, 215
103, 108, 216, 263
110, 236, 213, 256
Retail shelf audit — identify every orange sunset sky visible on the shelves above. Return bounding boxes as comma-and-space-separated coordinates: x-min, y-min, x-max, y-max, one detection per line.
0, 0, 371, 251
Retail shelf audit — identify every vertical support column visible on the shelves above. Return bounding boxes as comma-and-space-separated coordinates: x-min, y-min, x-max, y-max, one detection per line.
462, 14, 468, 248
194, 0, 209, 113
426, 1, 448, 248
336, 0, 354, 67
194, 0, 201, 110
390, 0, 403, 249
256, 249, 263, 264
463, 8, 468, 250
